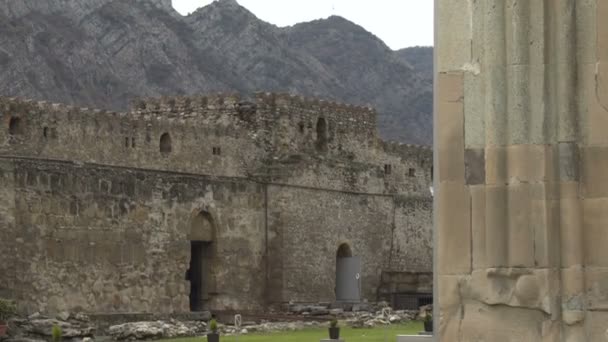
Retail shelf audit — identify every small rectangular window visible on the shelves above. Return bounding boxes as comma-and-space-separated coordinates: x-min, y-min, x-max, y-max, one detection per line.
212, 147, 221, 155
408, 168, 416, 177
131, 137, 136, 148
384, 164, 392, 175
124, 137, 129, 148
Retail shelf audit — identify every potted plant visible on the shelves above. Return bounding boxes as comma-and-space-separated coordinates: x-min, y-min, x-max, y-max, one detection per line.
328, 318, 340, 340
423, 312, 433, 332
0, 298, 16, 337
207, 318, 219, 342
52, 324, 63, 342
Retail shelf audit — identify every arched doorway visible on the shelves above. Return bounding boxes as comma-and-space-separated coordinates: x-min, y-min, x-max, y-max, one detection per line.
335, 243, 361, 302
187, 211, 215, 311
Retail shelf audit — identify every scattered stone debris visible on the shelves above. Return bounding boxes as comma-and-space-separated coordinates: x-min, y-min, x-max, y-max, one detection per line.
6, 312, 95, 342
2, 303, 430, 341
284, 301, 418, 329
107, 320, 206, 340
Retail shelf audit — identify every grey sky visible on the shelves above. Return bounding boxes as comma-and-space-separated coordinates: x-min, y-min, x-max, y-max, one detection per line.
171, 0, 433, 50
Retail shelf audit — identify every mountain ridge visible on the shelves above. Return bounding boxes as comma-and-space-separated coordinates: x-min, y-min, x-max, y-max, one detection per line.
0, 0, 433, 145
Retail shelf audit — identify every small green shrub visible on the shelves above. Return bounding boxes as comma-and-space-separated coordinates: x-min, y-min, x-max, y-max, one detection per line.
423, 312, 432, 322
209, 319, 218, 333
52, 324, 62, 342
0, 299, 16, 323
330, 318, 338, 328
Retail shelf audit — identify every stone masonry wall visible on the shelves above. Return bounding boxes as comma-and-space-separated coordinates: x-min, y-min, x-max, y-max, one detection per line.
0, 92, 432, 315
266, 185, 393, 303
266, 187, 432, 304
0, 158, 266, 314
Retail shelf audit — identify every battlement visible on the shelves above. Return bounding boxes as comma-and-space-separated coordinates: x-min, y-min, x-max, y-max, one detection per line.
130, 93, 242, 115
0, 94, 429, 173
253, 92, 375, 116
0, 95, 420, 153
128, 92, 377, 122
1, 96, 120, 118
0, 93, 431, 199
382, 140, 432, 152
380, 140, 433, 162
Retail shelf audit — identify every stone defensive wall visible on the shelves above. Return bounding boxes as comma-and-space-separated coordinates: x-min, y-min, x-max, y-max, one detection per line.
0, 93, 431, 195
0, 93, 432, 315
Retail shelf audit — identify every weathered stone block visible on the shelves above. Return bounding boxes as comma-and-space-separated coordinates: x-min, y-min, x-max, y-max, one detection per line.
558, 143, 579, 182
464, 71, 485, 148
437, 275, 464, 309
485, 146, 507, 185
470, 185, 486, 270
458, 302, 547, 341
437, 72, 465, 183
435, 0, 472, 72
559, 184, 583, 268
531, 195, 560, 268
560, 266, 585, 317
436, 182, 471, 275
485, 185, 508, 267
506, 145, 555, 183
586, 308, 608, 342
582, 146, 608, 198
585, 267, 608, 310
507, 183, 534, 267
465, 149, 485, 185
583, 198, 608, 266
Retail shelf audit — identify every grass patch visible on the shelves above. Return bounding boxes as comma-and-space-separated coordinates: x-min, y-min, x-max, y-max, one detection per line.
163, 321, 423, 342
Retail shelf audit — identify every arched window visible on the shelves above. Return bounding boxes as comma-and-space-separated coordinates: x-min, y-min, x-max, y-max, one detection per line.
159, 132, 172, 154
316, 117, 328, 151
9, 117, 23, 135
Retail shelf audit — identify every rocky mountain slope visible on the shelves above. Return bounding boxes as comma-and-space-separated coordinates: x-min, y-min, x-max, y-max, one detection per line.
0, 0, 433, 144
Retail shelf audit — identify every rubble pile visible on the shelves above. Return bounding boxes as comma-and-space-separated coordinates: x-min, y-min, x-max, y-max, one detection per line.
1, 303, 431, 341
5, 312, 95, 342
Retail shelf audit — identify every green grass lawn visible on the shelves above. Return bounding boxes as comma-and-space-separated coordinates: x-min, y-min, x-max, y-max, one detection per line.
164, 322, 423, 342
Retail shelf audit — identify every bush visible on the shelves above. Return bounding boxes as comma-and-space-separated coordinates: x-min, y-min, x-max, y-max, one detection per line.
424, 312, 432, 322
209, 319, 218, 333
0, 299, 16, 323
52, 324, 62, 342
329, 318, 338, 328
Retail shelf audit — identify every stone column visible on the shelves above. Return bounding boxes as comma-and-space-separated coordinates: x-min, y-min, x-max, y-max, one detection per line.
434, 0, 604, 341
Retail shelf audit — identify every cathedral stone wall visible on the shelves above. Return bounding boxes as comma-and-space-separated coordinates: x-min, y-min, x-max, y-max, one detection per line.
435, 1, 604, 340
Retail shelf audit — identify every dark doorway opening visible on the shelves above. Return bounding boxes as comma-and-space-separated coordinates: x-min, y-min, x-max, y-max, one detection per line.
188, 241, 212, 311
188, 211, 215, 312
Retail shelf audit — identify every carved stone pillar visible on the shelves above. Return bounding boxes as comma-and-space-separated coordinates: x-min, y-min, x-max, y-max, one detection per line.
434, 0, 604, 340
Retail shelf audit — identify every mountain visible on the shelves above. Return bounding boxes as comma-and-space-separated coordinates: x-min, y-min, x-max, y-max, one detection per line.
396, 46, 433, 80
0, 0, 433, 145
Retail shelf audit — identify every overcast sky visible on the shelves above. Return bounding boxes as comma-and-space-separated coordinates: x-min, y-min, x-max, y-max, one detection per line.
171, 0, 433, 50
